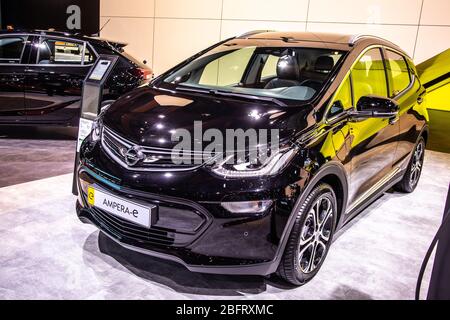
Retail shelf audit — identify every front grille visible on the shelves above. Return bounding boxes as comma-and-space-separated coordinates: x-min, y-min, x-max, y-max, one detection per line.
101, 126, 210, 171
78, 170, 210, 248
90, 206, 175, 246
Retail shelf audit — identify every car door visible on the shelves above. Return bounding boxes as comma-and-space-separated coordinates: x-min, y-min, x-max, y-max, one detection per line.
24, 36, 95, 124
383, 48, 423, 166
0, 34, 29, 123
346, 47, 400, 208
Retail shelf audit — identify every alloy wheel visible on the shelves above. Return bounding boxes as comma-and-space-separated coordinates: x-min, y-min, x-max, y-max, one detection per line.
297, 195, 334, 274
409, 140, 424, 188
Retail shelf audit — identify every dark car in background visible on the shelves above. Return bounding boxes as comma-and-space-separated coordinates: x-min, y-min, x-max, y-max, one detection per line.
0, 29, 152, 126
76, 31, 428, 285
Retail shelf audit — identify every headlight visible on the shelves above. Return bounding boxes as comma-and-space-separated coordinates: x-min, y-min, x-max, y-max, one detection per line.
91, 101, 113, 142
211, 146, 297, 178
91, 118, 102, 142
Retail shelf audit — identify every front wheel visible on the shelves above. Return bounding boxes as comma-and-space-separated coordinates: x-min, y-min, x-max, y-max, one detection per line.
395, 137, 425, 193
277, 183, 337, 286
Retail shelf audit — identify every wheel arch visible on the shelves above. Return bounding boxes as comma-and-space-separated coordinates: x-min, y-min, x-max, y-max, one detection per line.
420, 125, 429, 144
320, 172, 346, 229
270, 161, 349, 274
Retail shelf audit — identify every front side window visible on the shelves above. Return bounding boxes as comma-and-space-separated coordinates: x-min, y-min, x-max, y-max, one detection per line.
385, 50, 411, 97
0, 37, 26, 63
161, 40, 345, 104
38, 38, 85, 65
328, 75, 353, 118
261, 54, 279, 79
351, 48, 388, 104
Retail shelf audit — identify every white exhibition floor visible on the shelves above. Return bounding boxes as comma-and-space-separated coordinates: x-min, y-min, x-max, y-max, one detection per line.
0, 151, 449, 300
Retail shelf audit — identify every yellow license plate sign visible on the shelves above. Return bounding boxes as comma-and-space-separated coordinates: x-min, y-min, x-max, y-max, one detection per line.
87, 186, 95, 205
87, 186, 154, 228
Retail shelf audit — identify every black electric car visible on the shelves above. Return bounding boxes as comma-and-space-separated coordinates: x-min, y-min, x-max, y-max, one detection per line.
0, 29, 152, 126
76, 31, 428, 285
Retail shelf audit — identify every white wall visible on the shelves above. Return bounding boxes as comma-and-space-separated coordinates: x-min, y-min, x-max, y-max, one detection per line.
99, 0, 450, 75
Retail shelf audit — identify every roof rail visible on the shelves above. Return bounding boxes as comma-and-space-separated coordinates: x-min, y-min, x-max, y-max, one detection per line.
237, 30, 275, 38
349, 34, 397, 47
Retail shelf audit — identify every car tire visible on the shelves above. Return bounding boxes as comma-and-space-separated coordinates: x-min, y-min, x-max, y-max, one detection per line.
395, 137, 426, 193
277, 183, 338, 286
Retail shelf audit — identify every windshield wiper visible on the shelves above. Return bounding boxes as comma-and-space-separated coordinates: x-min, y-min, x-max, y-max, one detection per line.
176, 86, 287, 107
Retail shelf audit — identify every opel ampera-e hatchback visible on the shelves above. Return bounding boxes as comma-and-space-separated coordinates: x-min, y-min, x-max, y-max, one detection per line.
76, 31, 428, 285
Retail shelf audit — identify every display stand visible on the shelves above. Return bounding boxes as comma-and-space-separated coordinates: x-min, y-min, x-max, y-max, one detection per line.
72, 55, 119, 195
427, 184, 450, 299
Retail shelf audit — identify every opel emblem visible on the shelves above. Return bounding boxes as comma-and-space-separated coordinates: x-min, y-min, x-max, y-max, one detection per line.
124, 146, 144, 166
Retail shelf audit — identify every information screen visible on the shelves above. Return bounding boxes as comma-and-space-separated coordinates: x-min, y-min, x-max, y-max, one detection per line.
89, 60, 111, 81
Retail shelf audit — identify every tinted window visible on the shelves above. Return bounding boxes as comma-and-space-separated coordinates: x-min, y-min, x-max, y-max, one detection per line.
261, 54, 279, 79
0, 37, 26, 62
351, 48, 388, 104
385, 50, 411, 97
38, 39, 84, 65
328, 75, 353, 118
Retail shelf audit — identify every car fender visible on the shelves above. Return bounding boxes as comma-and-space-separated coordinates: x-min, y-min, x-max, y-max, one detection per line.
269, 161, 349, 274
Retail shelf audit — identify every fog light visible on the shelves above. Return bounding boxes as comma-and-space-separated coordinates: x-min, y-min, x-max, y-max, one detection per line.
221, 200, 273, 213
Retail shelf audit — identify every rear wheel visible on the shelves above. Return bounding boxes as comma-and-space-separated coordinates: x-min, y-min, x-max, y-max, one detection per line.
277, 183, 337, 286
395, 137, 425, 193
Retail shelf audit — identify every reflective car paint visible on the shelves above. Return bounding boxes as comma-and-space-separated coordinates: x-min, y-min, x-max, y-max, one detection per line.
0, 30, 152, 126
76, 33, 428, 275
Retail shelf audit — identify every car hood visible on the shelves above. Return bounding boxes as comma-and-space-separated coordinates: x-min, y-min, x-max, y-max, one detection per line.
102, 86, 314, 148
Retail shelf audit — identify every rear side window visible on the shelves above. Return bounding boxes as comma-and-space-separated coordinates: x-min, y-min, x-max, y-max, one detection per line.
351, 48, 388, 103
38, 38, 84, 65
0, 37, 26, 63
385, 50, 411, 97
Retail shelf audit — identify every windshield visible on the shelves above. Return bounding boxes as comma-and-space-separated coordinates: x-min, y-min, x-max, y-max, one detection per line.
161, 41, 346, 103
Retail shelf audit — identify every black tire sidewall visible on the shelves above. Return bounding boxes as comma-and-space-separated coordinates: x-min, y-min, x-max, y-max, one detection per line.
404, 137, 426, 192
287, 183, 338, 284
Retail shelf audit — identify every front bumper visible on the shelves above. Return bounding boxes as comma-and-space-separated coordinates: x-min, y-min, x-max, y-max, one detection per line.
76, 165, 295, 275
78, 200, 278, 275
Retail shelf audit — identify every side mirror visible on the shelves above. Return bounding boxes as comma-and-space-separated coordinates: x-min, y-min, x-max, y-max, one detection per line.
350, 95, 399, 121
